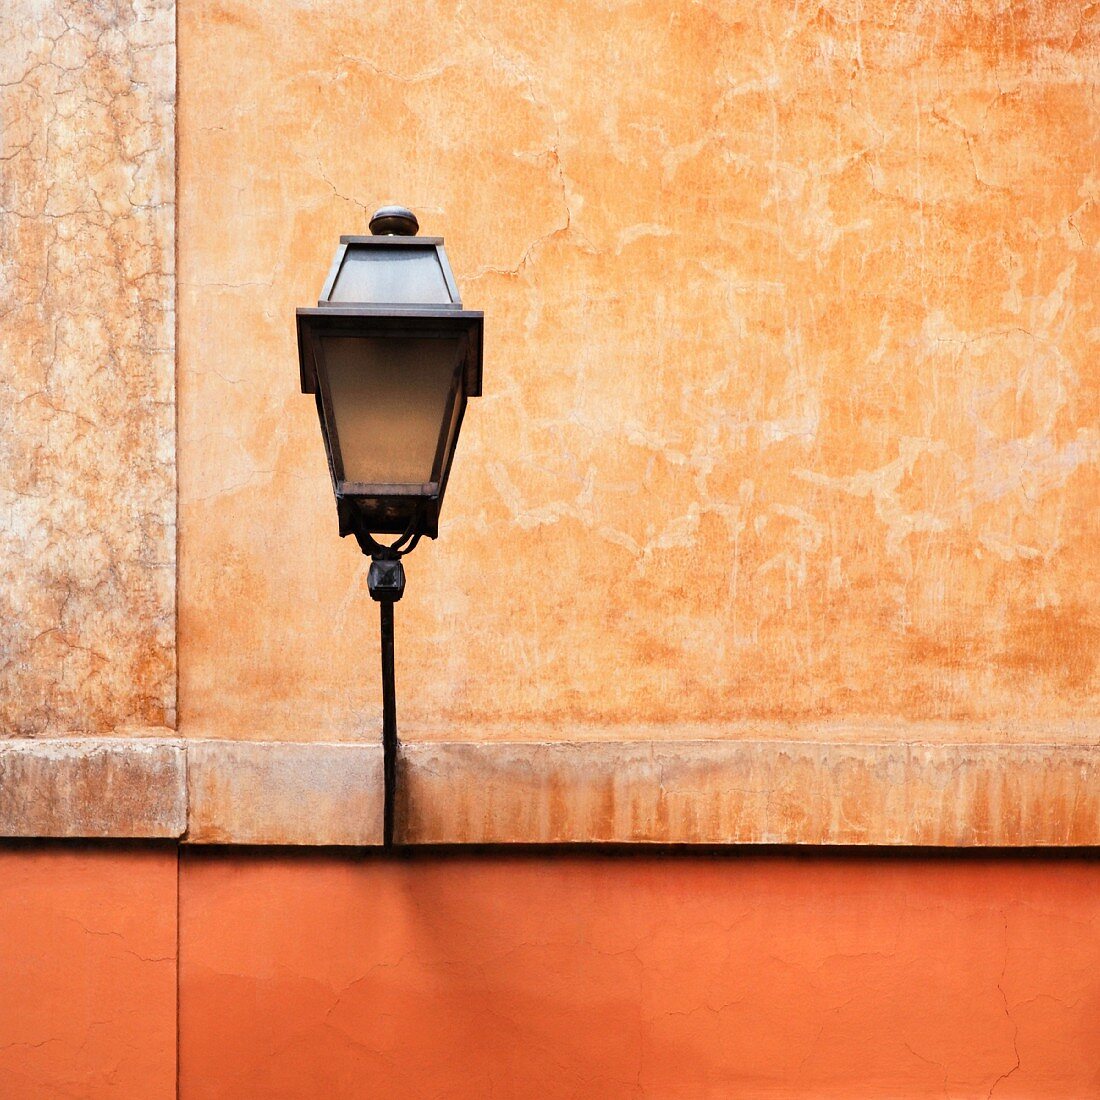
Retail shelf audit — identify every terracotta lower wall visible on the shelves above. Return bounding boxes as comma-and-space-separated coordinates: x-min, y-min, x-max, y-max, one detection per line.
5, 845, 1099, 1098
178, 852, 1100, 1098
0, 845, 178, 1099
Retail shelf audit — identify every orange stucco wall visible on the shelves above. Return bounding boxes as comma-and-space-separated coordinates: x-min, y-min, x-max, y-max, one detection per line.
0, 846, 178, 1098
178, 853, 1100, 1097
177, 0, 1100, 744
6, 846, 1099, 1097
4, 0, 1100, 1094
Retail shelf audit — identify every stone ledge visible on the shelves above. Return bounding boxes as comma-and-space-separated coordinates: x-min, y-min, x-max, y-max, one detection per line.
0, 738, 186, 838
186, 739, 383, 845
1, 736, 1098, 845
400, 740, 1100, 846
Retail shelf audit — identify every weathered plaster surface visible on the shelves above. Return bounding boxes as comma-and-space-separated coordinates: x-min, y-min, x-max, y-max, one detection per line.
179, 0, 1100, 744
179, 853, 1100, 1097
402, 738, 1100, 846
7, 0, 1096, 844
0, 846, 177, 1098
186, 739, 384, 844
3, 735, 1098, 844
0, 0, 176, 736
0, 736, 184, 837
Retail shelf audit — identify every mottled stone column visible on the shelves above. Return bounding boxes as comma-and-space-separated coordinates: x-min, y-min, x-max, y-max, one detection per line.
0, 0, 176, 736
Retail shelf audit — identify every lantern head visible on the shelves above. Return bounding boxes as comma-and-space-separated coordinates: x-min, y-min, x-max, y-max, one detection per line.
296, 206, 483, 548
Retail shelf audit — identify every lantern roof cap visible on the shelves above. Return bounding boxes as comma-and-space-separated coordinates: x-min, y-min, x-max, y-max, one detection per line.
316, 208, 460, 309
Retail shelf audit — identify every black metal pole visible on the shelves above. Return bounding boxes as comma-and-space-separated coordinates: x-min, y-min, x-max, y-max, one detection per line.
367, 552, 405, 849
379, 596, 398, 848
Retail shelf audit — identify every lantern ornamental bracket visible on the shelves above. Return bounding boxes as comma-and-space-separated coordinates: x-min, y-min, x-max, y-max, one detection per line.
296, 206, 483, 847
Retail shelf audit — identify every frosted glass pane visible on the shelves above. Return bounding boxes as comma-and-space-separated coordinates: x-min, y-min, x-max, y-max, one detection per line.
439, 379, 466, 486
321, 336, 460, 485
329, 248, 451, 304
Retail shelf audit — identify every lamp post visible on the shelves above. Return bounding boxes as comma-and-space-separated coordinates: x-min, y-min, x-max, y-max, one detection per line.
296, 205, 483, 846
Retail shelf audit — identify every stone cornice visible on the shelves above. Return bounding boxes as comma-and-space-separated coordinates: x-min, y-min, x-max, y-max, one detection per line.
1, 734, 1098, 846
0, 738, 186, 839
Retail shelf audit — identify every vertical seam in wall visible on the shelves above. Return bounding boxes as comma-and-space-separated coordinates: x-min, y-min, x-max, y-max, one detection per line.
174, 2, 182, 1096
176, 845, 182, 1100
173, 0, 181, 736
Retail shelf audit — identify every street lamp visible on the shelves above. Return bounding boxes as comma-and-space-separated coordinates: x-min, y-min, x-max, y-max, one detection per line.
296, 205, 483, 846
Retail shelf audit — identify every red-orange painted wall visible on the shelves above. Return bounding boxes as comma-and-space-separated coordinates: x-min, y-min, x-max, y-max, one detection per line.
180, 853, 1098, 1098
5, 848, 1100, 1098
0, 846, 178, 1099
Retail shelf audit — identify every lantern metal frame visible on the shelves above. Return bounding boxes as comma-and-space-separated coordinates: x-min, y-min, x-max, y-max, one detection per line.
296, 229, 483, 544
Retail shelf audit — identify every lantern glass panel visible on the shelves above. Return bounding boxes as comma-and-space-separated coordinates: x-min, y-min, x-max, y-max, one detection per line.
320, 335, 461, 485
438, 374, 466, 486
329, 248, 451, 304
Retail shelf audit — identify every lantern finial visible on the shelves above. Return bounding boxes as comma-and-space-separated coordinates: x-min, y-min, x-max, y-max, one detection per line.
369, 205, 419, 236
